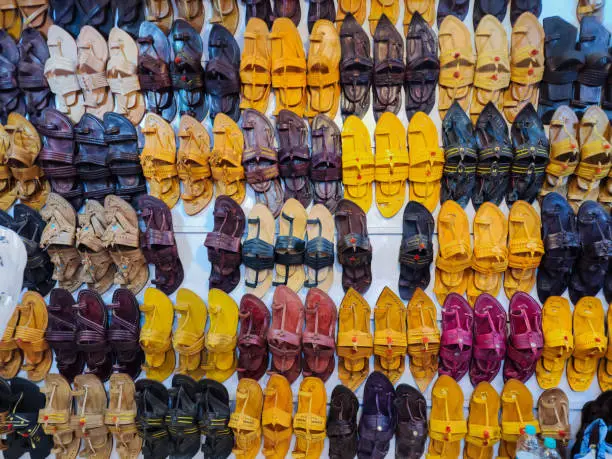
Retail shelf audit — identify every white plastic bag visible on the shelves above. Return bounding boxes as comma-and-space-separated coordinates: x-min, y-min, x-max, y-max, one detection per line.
0, 227, 26, 336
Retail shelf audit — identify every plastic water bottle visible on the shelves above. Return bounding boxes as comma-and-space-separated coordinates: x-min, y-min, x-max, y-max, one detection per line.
542, 438, 562, 459
515, 425, 542, 459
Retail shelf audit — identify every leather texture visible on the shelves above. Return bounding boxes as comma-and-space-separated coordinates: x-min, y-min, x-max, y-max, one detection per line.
372, 14, 404, 120
205, 24, 240, 122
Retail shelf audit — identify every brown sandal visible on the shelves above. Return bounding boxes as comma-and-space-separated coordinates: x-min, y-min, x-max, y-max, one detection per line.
0, 123, 16, 210
0, 0, 22, 39
210, 0, 239, 35
0, 308, 23, 379
176, 0, 205, 31
16, 0, 53, 36
145, 0, 174, 33
104, 374, 142, 459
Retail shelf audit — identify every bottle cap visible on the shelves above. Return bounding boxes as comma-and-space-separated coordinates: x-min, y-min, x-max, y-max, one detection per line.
544, 437, 557, 449
525, 425, 537, 435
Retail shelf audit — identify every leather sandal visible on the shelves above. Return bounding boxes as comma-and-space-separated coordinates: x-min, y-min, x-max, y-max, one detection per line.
327, 385, 359, 459
106, 27, 145, 125
145, 0, 173, 33
104, 112, 146, 203
339, 14, 372, 119
473, 103, 514, 208
241, 108, 284, 217
16, 0, 52, 36
76, 200, 115, 293
307, 0, 334, 32
44, 25, 84, 123
102, 194, 149, 294
240, 18, 271, 113
436, 0, 468, 25
465, 381, 500, 459
273, 198, 307, 290
18, 28, 53, 124
372, 15, 404, 120
470, 293, 507, 386
262, 374, 292, 459
243, 0, 273, 29
358, 371, 396, 459
434, 200, 471, 305
267, 285, 303, 382
243, 203, 274, 297
470, 15, 510, 122
40, 192, 82, 291
137, 21, 176, 122
237, 294, 269, 381
135, 379, 170, 459
74, 289, 113, 381
0, 29, 24, 124
438, 15, 475, 120
46, 288, 85, 382
114, 0, 145, 38
407, 111, 444, 212
0, 0, 22, 39
177, 114, 212, 215
273, 0, 299, 25
229, 378, 262, 459
336, 0, 365, 28
569, 200, 611, 302
502, 12, 545, 123
199, 379, 234, 459
303, 287, 336, 380
173, 288, 207, 380
498, 379, 539, 459
74, 113, 114, 203
39, 374, 80, 459
38, 107, 82, 210
536, 192, 579, 302
210, 112, 246, 204
440, 102, 477, 207
578, 0, 605, 21
310, 114, 343, 212
170, 19, 207, 121
395, 384, 427, 459
12, 291, 51, 381
76, 26, 113, 118
537, 388, 570, 451
204, 288, 238, 383
139, 287, 176, 382
140, 112, 179, 208
398, 201, 434, 301
71, 374, 112, 459
374, 112, 408, 217
404, 0, 435, 34
306, 19, 341, 120
539, 106, 579, 199
108, 288, 143, 379
48, 0, 79, 35
467, 202, 508, 304
0, 124, 17, 210
205, 23, 240, 122
503, 292, 543, 383
537, 17, 584, 124
270, 18, 307, 116
6, 112, 49, 210
511, 0, 541, 24
137, 194, 184, 295
205, 195, 245, 293
176, 0, 204, 31
336, 287, 372, 390
368, 0, 398, 35
304, 204, 334, 290
473, 0, 508, 28
404, 12, 438, 121
292, 377, 327, 458
599, 302, 612, 391
210, 0, 239, 34
341, 115, 374, 212
426, 375, 467, 459
104, 374, 141, 459
439, 293, 473, 382
165, 375, 201, 458
373, 287, 407, 384
536, 296, 574, 389
508, 104, 549, 205
277, 109, 313, 208
334, 199, 373, 293
568, 296, 606, 391
75, 0, 113, 36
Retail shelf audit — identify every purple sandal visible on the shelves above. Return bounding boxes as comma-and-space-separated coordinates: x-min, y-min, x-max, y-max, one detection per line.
469, 293, 507, 385
503, 291, 543, 382
438, 293, 473, 382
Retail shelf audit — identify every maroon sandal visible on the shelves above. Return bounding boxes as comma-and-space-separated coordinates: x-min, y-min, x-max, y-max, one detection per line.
438, 293, 473, 382
204, 195, 245, 293
137, 195, 184, 295
469, 293, 507, 386
237, 293, 270, 381
267, 285, 304, 383
107, 288, 144, 380
302, 287, 337, 381
310, 114, 343, 212
503, 291, 543, 382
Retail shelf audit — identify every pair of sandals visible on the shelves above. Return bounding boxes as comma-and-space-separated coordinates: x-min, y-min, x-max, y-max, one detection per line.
50, 0, 134, 37
373, 287, 407, 384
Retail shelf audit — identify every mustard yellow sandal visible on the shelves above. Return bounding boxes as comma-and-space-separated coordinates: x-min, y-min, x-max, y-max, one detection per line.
229, 378, 263, 459
292, 377, 327, 458
342, 115, 374, 212
426, 375, 467, 459
464, 382, 500, 459
204, 288, 238, 383
498, 379, 539, 459
173, 288, 207, 380
598, 304, 612, 391
407, 288, 440, 392
210, 112, 246, 204
139, 287, 175, 382
373, 286, 407, 384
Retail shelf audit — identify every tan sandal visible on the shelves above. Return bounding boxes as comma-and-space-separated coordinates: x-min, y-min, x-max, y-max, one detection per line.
104, 374, 142, 459
537, 388, 570, 445
145, 0, 174, 33
0, 0, 22, 39
210, 112, 245, 204
176, 0, 205, 31
209, 0, 239, 35
0, 124, 16, 210
16, 0, 52, 36
0, 308, 22, 379
577, 0, 605, 21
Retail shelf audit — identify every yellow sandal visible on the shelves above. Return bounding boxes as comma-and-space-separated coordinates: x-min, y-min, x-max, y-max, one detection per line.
229, 378, 263, 459
598, 304, 612, 391
262, 374, 293, 459
368, 0, 399, 34
204, 288, 238, 382
240, 18, 272, 113
210, 113, 246, 204
426, 375, 467, 459
407, 288, 440, 392
464, 382, 500, 459
292, 377, 327, 458
0, 308, 22, 378
14, 291, 52, 381
173, 288, 207, 380
342, 115, 374, 212
139, 287, 175, 382
373, 286, 407, 383
499, 379, 539, 459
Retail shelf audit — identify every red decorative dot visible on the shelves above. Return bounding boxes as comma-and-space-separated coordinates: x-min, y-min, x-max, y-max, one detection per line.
454, 52, 460, 59
494, 56, 500, 62
43, 416, 48, 421
531, 49, 539, 56
7, 424, 13, 431
453, 71, 460, 78
562, 164, 568, 169
445, 426, 451, 433
357, 174, 362, 180
414, 254, 420, 261
597, 168, 602, 173
426, 170, 431, 176
528, 69, 534, 76
491, 74, 498, 81
181, 75, 187, 82
564, 336, 568, 340
21, 433, 28, 438
605, 144, 610, 150
571, 144, 577, 149
350, 238, 356, 244
419, 243, 425, 249
174, 57, 181, 64
596, 337, 602, 342
422, 337, 429, 344
483, 431, 490, 439
387, 336, 393, 344
559, 430, 566, 438
113, 417, 118, 423
430, 151, 436, 156
352, 336, 357, 343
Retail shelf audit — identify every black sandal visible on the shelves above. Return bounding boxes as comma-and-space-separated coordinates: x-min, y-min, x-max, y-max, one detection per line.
273, 211, 306, 286
304, 217, 335, 288
327, 385, 359, 459
166, 375, 201, 458
242, 216, 275, 289
136, 379, 170, 459
198, 379, 234, 459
